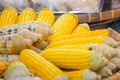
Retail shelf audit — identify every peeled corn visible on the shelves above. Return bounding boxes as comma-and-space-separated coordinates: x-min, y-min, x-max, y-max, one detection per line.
41, 49, 108, 71
65, 70, 84, 80
72, 23, 90, 33
20, 49, 68, 80
49, 29, 109, 43
46, 44, 102, 50
17, 8, 36, 24
47, 36, 103, 48
36, 8, 55, 26
0, 61, 6, 75
47, 36, 119, 48
0, 8, 18, 27
52, 13, 78, 35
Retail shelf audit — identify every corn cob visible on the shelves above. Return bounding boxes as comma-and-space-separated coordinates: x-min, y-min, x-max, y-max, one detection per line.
47, 36, 120, 48
20, 49, 68, 80
48, 29, 108, 42
72, 23, 90, 33
49, 28, 119, 43
46, 44, 102, 50
41, 49, 108, 71
47, 36, 103, 48
17, 8, 36, 24
0, 21, 53, 38
47, 44, 118, 60
52, 13, 78, 35
4, 61, 32, 80
0, 61, 6, 75
0, 8, 18, 27
36, 8, 55, 26
65, 69, 101, 80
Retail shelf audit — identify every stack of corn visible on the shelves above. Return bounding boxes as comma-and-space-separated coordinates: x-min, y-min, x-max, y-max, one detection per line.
1, 7, 120, 80
40, 12, 120, 79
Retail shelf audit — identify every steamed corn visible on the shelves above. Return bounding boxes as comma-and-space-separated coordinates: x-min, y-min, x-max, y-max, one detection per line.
52, 13, 78, 35
17, 8, 36, 23
0, 8, 18, 27
41, 49, 107, 71
20, 49, 67, 80
72, 23, 90, 33
36, 8, 55, 26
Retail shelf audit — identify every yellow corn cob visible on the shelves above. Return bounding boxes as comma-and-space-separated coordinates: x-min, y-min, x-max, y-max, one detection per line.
41, 49, 107, 71
17, 8, 36, 24
48, 29, 109, 43
36, 8, 55, 26
0, 8, 18, 27
65, 70, 84, 80
65, 69, 101, 80
46, 44, 102, 50
20, 49, 67, 80
47, 44, 89, 50
41, 49, 91, 70
0, 61, 6, 75
52, 13, 78, 35
47, 36, 104, 48
72, 23, 90, 33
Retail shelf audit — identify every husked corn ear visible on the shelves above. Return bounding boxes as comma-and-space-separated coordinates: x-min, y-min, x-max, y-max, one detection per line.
72, 23, 90, 33
0, 8, 18, 27
46, 44, 102, 50
36, 8, 55, 26
0, 61, 6, 75
17, 8, 36, 24
41, 49, 107, 71
65, 70, 84, 80
47, 36, 104, 48
47, 44, 89, 50
41, 49, 91, 70
20, 49, 68, 80
52, 13, 78, 35
48, 29, 109, 43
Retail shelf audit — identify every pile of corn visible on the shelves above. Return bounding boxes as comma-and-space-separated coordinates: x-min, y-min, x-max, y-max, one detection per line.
0, 8, 55, 27
0, 8, 120, 80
